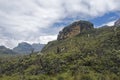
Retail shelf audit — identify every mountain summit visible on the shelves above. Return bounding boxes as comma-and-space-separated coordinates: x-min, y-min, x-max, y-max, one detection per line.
13, 42, 45, 54
13, 42, 33, 54
57, 20, 94, 40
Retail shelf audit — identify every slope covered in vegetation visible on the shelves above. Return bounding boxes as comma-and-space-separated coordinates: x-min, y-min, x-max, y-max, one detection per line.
0, 24, 120, 80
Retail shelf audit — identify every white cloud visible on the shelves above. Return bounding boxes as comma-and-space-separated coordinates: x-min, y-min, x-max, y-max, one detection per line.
106, 20, 116, 26
0, 0, 120, 48
39, 35, 57, 44
98, 20, 116, 27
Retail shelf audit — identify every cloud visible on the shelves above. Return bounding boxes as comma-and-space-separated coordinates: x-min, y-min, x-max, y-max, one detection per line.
97, 20, 116, 27
0, 0, 120, 48
106, 20, 116, 26
39, 35, 57, 44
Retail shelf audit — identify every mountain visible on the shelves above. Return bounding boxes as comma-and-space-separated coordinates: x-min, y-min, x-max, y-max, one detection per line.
57, 20, 94, 40
13, 42, 33, 54
13, 42, 45, 54
0, 46, 16, 55
32, 43, 45, 52
42, 21, 120, 54
0, 20, 120, 80
114, 18, 120, 26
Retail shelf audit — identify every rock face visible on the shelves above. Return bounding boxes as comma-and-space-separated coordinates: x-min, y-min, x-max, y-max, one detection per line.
114, 19, 120, 26
57, 20, 94, 40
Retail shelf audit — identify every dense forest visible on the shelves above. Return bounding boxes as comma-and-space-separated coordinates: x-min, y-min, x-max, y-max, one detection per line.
0, 22, 120, 80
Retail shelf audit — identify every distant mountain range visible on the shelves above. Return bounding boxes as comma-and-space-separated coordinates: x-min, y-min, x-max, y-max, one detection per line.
0, 46, 16, 55
13, 42, 34, 54
13, 42, 45, 54
32, 43, 45, 52
0, 42, 45, 55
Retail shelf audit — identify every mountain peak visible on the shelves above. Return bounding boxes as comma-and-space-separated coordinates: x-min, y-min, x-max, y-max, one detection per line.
0, 46, 6, 49
18, 42, 31, 46
13, 42, 45, 54
57, 20, 94, 40
13, 42, 33, 54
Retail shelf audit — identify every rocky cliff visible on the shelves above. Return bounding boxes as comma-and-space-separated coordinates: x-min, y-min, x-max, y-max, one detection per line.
57, 20, 94, 40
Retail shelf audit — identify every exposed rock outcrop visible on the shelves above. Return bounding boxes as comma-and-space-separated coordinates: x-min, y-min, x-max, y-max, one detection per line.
57, 20, 94, 40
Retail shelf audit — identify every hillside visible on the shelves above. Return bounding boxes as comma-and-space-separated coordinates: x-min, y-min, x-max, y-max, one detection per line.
0, 20, 120, 80
41, 21, 120, 54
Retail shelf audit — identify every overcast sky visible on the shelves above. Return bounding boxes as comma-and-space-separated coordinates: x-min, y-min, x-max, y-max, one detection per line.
0, 0, 120, 49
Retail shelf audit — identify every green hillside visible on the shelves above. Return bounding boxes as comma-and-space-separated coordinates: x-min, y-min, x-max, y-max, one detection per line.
42, 26, 120, 55
0, 25, 120, 80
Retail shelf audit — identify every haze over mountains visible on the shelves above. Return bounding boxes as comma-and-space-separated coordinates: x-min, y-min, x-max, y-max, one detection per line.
0, 42, 45, 55
13, 42, 45, 54
0, 46, 16, 55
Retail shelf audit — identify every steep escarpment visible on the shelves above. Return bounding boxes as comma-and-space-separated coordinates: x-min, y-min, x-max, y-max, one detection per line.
57, 20, 94, 40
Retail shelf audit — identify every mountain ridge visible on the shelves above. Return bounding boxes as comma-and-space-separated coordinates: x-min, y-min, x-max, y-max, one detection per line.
0, 45, 16, 55
0, 19, 120, 80
0, 42, 45, 55
41, 19, 119, 54
13, 42, 45, 54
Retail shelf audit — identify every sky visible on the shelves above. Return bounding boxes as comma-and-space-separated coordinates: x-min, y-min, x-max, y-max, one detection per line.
0, 0, 120, 49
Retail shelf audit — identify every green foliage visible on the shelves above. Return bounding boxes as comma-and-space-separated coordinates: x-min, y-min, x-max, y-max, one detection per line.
0, 26, 120, 80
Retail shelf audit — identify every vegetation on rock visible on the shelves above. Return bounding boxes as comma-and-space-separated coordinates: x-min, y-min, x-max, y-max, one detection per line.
57, 20, 93, 40
0, 20, 120, 80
